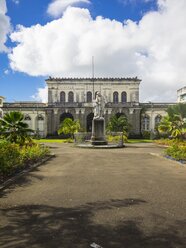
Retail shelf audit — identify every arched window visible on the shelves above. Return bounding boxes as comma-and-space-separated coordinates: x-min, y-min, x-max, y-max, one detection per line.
121, 91, 127, 103
113, 91, 119, 103
36, 114, 45, 135
60, 91, 65, 103
68, 91, 74, 103
86, 112, 94, 132
60, 112, 74, 123
87, 91, 92, 103
155, 115, 162, 127
24, 114, 32, 129
115, 113, 126, 119
95, 91, 98, 99
142, 115, 150, 131
37, 114, 44, 121
24, 114, 31, 121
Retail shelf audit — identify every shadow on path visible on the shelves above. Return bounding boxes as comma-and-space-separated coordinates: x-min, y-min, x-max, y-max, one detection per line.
0, 198, 185, 248
0, 171, 45, 199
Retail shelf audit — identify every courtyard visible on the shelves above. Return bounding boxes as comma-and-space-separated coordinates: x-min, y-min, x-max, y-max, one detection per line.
0, 143, 186, 248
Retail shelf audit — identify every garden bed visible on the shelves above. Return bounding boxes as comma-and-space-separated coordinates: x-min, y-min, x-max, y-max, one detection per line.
0, 140, 51, 186
155, 139, 186, 164
164, 155, 186, 165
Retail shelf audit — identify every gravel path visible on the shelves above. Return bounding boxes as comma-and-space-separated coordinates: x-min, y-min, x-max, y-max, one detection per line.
0, 143, 186, 248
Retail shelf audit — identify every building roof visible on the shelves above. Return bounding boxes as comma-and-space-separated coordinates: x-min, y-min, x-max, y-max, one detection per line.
177, 86, 186, 93
46, 77, 141, 82
3, 102, 47, 108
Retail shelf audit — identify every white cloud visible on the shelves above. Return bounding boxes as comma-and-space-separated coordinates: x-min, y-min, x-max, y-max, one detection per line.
12, 0, 20, 4
118, 0, 153, 5
32, 86, 48, 103
0, 0, 11, 52
4, 69, 9, 75
9, 0, 186, 102
47, 0, 90, 18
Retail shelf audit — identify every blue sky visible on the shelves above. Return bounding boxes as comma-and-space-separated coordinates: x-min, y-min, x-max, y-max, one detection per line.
0, 0, 185, 102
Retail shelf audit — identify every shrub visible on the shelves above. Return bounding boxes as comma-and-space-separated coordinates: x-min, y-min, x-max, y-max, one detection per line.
0, 139, 50, 177
106, 134, 127, 143
0, 140, 21, 174
20, 144, 50, 164
155, 138, 185, 146
165, 144, 186, 161
107, 135, 121, 143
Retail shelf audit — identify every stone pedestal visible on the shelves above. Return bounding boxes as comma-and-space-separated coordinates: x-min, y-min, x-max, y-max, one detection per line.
91, 118, 108, 145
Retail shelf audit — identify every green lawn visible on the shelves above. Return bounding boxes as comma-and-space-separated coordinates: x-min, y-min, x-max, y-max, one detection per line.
127, 139, 153, 143
34, 139, 73, 143
34, 138, 153, 144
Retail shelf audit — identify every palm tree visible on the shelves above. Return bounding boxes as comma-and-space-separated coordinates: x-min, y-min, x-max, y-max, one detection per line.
0, 111, 33, 144
58, 118, 80, 139
107, 115, 131, 135
158, 103, 186, 139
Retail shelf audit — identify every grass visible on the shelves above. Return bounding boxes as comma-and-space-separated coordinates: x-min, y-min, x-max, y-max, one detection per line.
127, 139, 153, 143
34, 138, 74, 143
34, 138, 154, 144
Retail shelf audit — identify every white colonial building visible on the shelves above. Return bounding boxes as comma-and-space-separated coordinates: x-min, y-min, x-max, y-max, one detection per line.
1, 77, 174, 137
177, 87, 186, 103
1, 100, 47, 137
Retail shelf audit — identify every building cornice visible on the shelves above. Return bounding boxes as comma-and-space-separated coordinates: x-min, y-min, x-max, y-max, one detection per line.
3, 102, 47, 108
46, 77, 141, 82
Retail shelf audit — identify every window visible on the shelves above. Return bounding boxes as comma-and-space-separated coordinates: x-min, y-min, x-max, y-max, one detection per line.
24, 115, 32, 129
36, 115, 44, 133
37, 114, 44, 121
142, 115, 150, 131
121, 91, 127, 103
87, 91, 92, 103
113, 91, 119, 103
68, 91, 74, 103
24, 115, 31, 121
60, 113, 74, 123
60, 91, 65, 103
155, 115, 162, 127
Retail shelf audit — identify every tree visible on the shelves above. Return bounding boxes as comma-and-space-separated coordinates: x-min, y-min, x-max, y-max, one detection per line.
58, 118, 80, 139
0, 111, 33, 145
158, 103, 186, 139
107, 115, 131, 136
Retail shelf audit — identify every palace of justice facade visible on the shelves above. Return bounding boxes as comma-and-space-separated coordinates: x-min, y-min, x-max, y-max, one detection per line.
0, 77, 174, 137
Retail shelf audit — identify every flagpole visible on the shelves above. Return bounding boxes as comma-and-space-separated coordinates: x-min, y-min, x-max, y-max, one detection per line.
92, 56, 95, 99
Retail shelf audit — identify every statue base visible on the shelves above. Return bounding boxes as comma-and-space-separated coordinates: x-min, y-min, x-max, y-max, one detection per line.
91, 118, 108, 145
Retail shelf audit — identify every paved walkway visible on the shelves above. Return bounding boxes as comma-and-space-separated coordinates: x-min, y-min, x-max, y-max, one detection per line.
0, 143, 186, 248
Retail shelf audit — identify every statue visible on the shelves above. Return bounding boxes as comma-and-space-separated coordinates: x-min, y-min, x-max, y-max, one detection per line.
91, 91, 107, 145
93, 92, 105, 119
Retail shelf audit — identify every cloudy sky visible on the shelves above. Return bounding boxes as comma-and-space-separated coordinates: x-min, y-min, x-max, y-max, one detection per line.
0, 0, 186, 102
